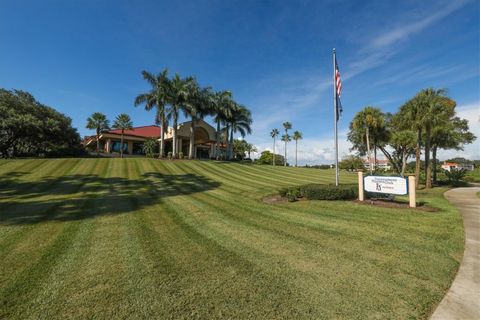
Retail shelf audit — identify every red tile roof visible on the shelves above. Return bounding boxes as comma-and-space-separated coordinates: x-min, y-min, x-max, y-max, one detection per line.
107, 125, 161, 138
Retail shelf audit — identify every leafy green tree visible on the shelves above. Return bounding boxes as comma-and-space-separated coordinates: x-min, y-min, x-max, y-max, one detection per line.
256, 150, 284, 165
232, 139, 248, 159
86, 112, 109, 153
339, 155, 364, 171
431, 116, 476, 183
134, 69, 169, 158
0, 89, 83, 158
113, 113, 133, 158
282, 122, 292, 167
293, 130, 302, 167
142, 138, 157, 158
270, 128, 279, 166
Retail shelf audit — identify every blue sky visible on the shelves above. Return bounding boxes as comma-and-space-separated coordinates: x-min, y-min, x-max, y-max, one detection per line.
1, 0, 479, 164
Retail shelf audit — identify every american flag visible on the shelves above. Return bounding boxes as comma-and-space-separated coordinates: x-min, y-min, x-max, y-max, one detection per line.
335, 56, 343, 120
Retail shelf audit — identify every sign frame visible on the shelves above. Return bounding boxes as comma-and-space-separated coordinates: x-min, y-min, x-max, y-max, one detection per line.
363, 175, 408, 196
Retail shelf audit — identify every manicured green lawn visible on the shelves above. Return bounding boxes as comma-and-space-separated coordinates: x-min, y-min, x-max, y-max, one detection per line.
0, 159, 463, 319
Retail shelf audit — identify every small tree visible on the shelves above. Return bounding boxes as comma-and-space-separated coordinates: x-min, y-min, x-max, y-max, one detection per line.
339, 155, 364, 171
142, 139, 157, 158
112, 114, 133, 158
256, 150, 284, 165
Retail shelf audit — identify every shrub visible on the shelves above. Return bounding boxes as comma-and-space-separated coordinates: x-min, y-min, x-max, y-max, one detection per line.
300, 184, 358, 200
445, 168, 467, 186
178, 152, 184, 159
278, 187, 288, 197
167, 151, 172, 159
278, 186, 302, 201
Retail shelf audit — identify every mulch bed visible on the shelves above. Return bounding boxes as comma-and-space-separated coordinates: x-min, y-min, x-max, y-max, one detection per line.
263, 195, 439, 212
353, 199, 440, 212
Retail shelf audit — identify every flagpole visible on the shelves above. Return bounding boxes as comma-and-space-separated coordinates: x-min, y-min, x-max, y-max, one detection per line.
333, 48, 339, 186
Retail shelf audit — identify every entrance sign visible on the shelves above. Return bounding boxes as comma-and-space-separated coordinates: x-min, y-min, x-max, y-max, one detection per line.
357, 172, 416, 208
363, 176, 408, 195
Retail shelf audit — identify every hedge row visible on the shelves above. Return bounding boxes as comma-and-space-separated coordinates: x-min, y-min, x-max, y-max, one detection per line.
278, 184, 358, 202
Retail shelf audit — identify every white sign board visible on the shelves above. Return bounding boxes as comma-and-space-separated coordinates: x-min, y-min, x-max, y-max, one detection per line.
364, 176, 408, 195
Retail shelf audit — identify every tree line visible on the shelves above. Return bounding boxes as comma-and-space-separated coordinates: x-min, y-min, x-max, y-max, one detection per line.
0, 89, 83, 158
347, 88, 476, 188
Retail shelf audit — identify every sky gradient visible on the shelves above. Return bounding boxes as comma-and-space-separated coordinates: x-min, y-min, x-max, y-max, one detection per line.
1, 0, 479, 164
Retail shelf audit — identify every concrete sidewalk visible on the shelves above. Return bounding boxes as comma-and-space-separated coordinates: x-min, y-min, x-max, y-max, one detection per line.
431, 187, 480, 320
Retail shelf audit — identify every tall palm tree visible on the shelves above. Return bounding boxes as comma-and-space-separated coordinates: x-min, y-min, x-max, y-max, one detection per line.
270, 129, 279, 166
293, 130, 302, 167
166, 74, 193, 158
212, 91, 233, 159
112, 113, 133, 158
227, 104, 252, 159
184, 81, 213, 159
281, 134, 291, 166
86, 112, 109, 153
417, 88, 449, 188
282, 122, 292, 166
134, 69, 169, 158
401, 88, 448, 188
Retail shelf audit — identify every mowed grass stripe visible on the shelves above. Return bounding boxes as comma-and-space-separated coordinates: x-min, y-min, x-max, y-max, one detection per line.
0, 159, 103, 318
0, 158, 464, 319
0, 159, 86, 255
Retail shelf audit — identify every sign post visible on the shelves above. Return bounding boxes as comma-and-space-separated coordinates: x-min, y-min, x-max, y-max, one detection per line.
408, 175, 416, 208
358, 171, 364, 201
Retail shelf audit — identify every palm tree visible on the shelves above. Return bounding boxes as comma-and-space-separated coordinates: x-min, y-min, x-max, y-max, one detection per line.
212, 91, 233, 159
166, 74, 192, 158
226, 104, 252, 159
349, 107, 385, 174
270, 129, 279, 166
282, 122, 292, 166
401, 88, 449, 188
134, 69, 169, 158
281, 133, 291, 166
112, 114, 133, 158
293, 130, 302, 167
86, 112, 109, 153
417, 88, 450, 188
184, 81, 213, 159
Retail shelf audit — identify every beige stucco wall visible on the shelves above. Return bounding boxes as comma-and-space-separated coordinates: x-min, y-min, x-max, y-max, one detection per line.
164, 119, 216, 141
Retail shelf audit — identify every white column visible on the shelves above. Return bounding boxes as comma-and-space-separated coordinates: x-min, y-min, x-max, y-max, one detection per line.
408, 176, 416, 208
358, 171, 364, 201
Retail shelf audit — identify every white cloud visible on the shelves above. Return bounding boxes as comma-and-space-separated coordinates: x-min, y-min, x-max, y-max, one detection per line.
370, 1, 468, 49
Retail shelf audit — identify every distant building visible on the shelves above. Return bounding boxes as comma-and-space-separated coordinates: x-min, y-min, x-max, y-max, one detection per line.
84, 119, 222, 158
441, 161, 474, 171
363, 157, 391, 171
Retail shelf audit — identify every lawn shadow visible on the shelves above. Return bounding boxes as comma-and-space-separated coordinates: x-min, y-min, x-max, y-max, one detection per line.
0, 172, 220, 225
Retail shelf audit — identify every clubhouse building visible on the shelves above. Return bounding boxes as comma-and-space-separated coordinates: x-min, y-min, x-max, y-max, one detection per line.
84, 119, 219, 159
